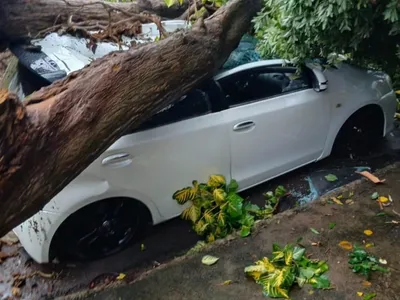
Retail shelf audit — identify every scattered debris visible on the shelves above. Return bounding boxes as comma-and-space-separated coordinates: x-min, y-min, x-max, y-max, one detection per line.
378, 258, 387, 265
338, 241, 353, 250
11, 287, 21, 297
310, 228, 320, 235
329, 223, 336, 229
376, 212, 386, 217
356, 171, 385, 184
362, 281, 372, 287
357, 291, 364, 297
116, 273, 126, 280
140, 243, 146, 251
325, 174, 338, 182
363, 293, 376, 300
365, 243, 375, 248
0, 231, 19, 246
345, 199, 355, 205
385, 220, 400, 224
371, 192, 379, 200
201, 255, 219, 266
245, 244, 330, 299
217, 280, 233, 286
348, 247, 388, 279
331, 197, 343, 205
88, 272, 120, 289
0, 251, 18, 263
393, 209, 400, 217
363, 230, 373, 236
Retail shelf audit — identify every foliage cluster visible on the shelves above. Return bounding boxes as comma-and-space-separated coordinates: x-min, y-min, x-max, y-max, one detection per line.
348, 246, 388, 279
173, 175, 286, 242
245, 243, 330, 298
253, 0, 400, 88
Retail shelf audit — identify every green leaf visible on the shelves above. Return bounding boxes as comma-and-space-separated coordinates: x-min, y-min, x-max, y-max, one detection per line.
376, 212, 386, 217
310, 228, 320, 235
329, 222, 336, 229
240, 225, 251, 237
245, 203, 261, 213
201, 255, 219, 266
227, 179, 239, 193
272, 243, 282, 252
226, 193, 243, 218
363, 293, 376, 300
275, 185, 287, 197
293, 247, 305, 260
299, 267, 315, 279
371, 192, 379, 200
315, 261, 329, 275
262, 284, 290, 299
325, 174, 338, 182
309, 274, 330, 289
164, 0, 176, 7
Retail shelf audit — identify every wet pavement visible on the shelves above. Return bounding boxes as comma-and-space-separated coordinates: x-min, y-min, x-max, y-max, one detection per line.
1, 124, 400, 299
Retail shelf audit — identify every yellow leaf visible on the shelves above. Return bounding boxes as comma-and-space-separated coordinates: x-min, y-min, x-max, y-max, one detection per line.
378, 196, 389, 203
173, 186, 197, 204
365, 243, 374, 248
213, 188, 226, 204
208, 174, 226, 187
357, 292, 363, 297
332, 197, 343, 205
364, 229, 373, 236
218, 280, 233, 286
338, 240, 353, 250
362, 281, 372, 287
116, 273, 126, 280
201, 255, 219, 266
396, 90, 400, 95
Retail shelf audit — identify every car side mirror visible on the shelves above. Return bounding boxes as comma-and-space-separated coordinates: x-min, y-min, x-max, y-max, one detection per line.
310, 68, 328, 92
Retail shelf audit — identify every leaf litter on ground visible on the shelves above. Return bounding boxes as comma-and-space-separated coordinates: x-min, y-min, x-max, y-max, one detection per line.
356, 171, 385, 184
245, 243, 330, 299
202, 255, 219, 266
310, 228, 320, 235
325, 174, 338, 182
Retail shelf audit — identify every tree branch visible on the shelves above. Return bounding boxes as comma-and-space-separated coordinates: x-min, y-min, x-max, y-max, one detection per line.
0, 0, 260, 237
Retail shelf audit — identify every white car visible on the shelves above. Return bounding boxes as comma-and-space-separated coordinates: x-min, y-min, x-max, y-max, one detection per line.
9, 31, 397, 263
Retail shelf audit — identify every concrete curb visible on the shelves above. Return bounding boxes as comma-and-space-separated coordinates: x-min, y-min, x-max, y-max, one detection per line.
57, 162, 400, 300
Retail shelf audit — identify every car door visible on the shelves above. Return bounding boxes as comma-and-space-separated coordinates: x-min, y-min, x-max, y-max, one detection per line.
90, 83, 231, 221
217, 66, 331, 189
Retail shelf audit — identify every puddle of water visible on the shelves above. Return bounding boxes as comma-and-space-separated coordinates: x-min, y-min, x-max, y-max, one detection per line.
291, 166, 370, 204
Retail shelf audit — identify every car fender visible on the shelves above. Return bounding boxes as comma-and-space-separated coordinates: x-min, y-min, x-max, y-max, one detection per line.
318, 101, 387, 160
15, 174, 162, 263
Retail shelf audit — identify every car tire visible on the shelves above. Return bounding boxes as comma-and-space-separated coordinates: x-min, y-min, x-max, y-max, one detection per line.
50, 198, 152, 262
332, 105, 384, 157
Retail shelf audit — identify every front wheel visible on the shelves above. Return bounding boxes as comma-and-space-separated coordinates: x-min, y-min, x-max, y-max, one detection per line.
51, 199, 151, 261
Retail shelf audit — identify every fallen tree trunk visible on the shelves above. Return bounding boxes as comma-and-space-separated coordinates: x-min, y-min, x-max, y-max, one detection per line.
0, 0, 189, 44
0, 0, 260, 236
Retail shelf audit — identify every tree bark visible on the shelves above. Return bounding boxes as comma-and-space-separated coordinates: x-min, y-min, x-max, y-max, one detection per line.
0, 0, 260, 237
0, 0, 189, 44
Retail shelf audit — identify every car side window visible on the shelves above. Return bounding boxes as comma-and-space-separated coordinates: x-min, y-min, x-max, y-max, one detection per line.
218, 67, 311, 107
134, 88, 211, 132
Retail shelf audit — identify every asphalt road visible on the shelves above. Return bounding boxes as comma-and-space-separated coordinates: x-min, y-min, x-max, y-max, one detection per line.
1, 125, 400, 299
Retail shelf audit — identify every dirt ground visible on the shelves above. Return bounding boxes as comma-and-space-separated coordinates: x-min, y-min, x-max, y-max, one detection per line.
72, 164, 400, 300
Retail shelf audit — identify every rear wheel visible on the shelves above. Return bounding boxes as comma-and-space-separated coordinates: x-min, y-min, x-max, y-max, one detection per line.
51, 199, 151, 261
332, 105, 384, 157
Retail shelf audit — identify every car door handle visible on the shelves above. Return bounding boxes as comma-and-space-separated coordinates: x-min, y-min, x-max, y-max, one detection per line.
233, 121, 255, 132
101, 153, 132, 167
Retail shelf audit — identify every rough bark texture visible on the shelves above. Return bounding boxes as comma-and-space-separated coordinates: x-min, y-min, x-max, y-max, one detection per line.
0, 0, 260, 236
0, 0, 189, 44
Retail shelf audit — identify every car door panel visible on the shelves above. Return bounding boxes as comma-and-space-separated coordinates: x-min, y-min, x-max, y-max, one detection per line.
220, 70, 331, 190
88, 112, 230, 222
